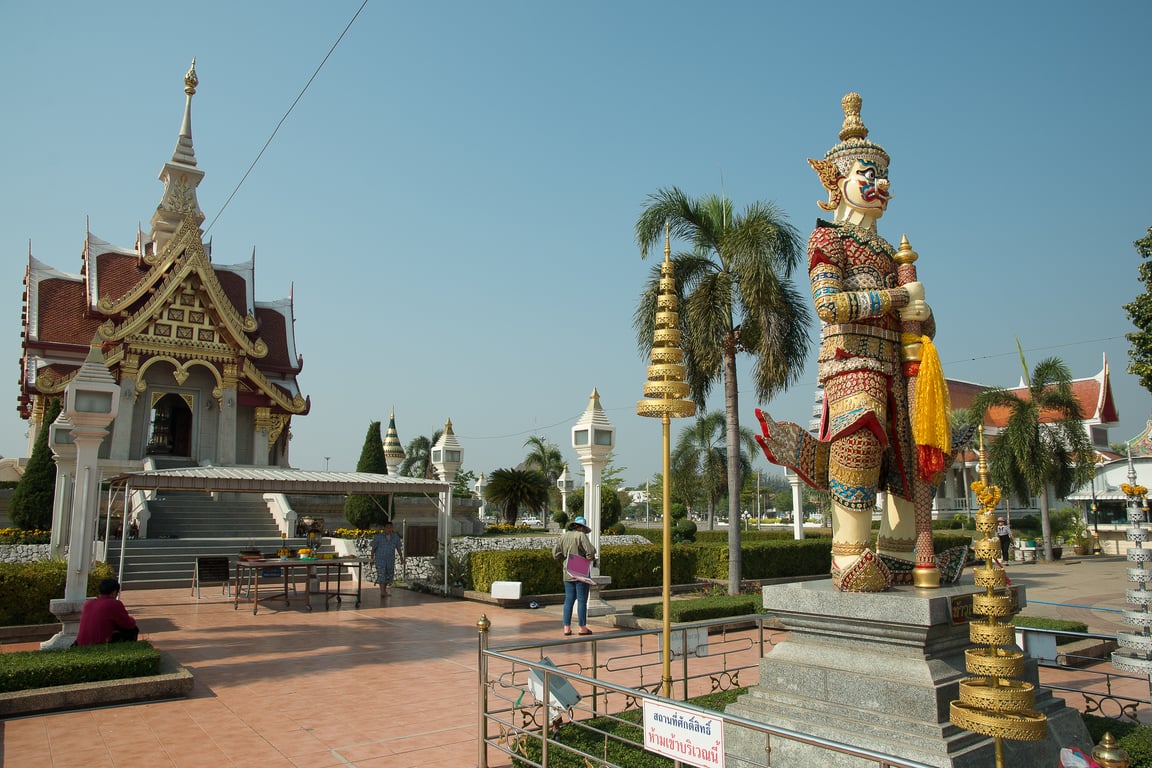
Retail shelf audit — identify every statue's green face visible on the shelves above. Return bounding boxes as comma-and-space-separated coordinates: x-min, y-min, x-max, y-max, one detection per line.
840, 159, 891, 219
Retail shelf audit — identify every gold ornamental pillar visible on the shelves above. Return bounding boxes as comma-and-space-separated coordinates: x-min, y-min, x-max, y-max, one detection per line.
636, 224, 695, 697
949, 427, 1046, 765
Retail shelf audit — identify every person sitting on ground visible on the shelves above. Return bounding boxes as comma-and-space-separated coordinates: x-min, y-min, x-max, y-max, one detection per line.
75, 577, 139, 646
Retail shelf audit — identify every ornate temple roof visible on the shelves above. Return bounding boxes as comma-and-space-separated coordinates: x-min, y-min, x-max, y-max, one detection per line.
946, 355, 1121, 463
18, 61, 308, 420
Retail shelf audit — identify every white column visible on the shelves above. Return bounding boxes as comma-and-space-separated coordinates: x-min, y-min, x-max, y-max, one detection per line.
788, 469, 805, 540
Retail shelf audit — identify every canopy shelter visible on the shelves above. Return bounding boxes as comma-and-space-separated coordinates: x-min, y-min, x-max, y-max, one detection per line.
107, 465, 449, 496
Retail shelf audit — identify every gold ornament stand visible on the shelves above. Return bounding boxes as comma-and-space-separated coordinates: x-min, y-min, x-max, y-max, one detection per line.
725, 580, 1089, 767
949, 437, 1048, 766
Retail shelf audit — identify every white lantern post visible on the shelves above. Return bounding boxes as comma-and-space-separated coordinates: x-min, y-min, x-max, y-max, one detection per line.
42, 340, 120, 650
572, 389, 614, 561
48, 414, 77, 560
571, 389, 616, 618
430, 419, 462, 596
557, 464, 573, 529
475, 472, 487, 519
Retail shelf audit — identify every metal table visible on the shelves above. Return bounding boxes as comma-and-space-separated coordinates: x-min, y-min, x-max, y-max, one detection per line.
234, 557, 362, 614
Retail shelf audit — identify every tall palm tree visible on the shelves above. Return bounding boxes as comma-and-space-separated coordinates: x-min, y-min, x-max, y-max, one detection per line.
969, 352, 1093, 562
635, 187, 810, 593
483, 468, 550, 526
523, 435, 564, 511
671, 411, 755, 530
398, 429, 443, 478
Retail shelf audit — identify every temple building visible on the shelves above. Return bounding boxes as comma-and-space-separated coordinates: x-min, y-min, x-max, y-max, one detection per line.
936, 355, 1120, 514
18, 61, 309, 471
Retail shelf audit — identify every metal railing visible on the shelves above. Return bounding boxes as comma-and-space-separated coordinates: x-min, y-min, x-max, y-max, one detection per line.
477, 616, 935, 768
1022, 625, 1152, 723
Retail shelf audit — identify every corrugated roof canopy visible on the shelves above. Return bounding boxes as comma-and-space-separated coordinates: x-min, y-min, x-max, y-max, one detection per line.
108, 466, 449, 496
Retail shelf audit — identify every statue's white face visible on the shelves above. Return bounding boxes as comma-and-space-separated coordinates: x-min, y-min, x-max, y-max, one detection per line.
839, 159, 891, 220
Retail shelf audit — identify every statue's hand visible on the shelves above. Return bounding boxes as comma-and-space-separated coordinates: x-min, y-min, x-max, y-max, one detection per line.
899, 299, 932, 323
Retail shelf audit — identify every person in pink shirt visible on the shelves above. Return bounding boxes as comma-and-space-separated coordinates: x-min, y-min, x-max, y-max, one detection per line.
75, 577, 139, 646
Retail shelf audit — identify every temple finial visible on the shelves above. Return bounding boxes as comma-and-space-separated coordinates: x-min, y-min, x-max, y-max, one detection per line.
839, 92, 868, 142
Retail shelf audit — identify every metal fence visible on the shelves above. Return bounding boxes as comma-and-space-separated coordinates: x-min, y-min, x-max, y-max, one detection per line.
1020, 625, 1152, 723
477, 616, 937, 768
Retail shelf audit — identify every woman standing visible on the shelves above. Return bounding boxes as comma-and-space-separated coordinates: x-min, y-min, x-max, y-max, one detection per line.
552, 516, 597, 636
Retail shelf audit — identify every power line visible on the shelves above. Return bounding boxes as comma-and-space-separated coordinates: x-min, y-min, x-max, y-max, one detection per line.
204, 0, 369, 235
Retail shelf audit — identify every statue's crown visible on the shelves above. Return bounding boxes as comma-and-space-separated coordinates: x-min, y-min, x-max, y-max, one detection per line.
822, 92, 889, 175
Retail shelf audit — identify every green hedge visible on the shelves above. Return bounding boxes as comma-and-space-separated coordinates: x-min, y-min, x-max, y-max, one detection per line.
470, 533, 976, 594
0, 640, 160, 692
468, 545, 698, 594
695, 529, 825, 544
632, 594, 761, 622
693, 539, 832, 580
0, 560, 115, 626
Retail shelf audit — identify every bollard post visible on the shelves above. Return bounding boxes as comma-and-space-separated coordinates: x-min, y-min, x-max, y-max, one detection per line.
477, 614, 491, 768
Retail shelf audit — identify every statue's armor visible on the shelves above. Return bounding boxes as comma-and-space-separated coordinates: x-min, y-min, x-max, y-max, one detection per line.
809, 219, 933, 509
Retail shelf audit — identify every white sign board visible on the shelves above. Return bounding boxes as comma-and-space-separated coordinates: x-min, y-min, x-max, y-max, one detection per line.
642, 699, 724, 768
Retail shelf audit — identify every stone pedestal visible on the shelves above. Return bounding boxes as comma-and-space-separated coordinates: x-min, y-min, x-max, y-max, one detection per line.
725, 580, 1091, 767
586, 575, 615, 617
40, 597, 89, 650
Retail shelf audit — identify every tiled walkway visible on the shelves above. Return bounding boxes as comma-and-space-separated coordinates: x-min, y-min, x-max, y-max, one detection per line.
1, 555, 1148, 767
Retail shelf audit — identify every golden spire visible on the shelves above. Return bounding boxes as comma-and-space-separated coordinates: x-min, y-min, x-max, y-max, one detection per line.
839, 92, 868, 141
184, 58, 198, 95
637, 222, 695, 420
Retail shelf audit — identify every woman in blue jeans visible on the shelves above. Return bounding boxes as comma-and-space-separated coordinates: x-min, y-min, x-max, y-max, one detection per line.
552, 516, 597, 635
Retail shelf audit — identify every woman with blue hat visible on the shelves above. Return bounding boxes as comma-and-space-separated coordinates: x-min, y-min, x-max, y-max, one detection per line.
552, 516, 597, 635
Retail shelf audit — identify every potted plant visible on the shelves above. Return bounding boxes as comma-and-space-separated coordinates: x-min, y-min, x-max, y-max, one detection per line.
1053, 507, 1090, 556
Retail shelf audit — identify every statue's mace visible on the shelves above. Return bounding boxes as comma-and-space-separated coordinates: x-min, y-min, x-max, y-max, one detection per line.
895, 235, 940, 588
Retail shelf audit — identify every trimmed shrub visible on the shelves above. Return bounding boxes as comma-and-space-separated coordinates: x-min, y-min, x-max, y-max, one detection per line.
0, 560, 115, 626
693, 539, 832, 581
632, 594, 760, 622
1014, 616, 1088, 634
468, 544, 697, 594
673, 518, 696, 543
0, 641, 160, 692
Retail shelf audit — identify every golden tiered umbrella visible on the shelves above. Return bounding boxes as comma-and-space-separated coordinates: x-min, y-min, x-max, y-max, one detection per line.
637, 223, 695, 697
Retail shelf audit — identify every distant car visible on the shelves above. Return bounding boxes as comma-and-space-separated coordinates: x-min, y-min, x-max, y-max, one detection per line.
520, 517, 543, 528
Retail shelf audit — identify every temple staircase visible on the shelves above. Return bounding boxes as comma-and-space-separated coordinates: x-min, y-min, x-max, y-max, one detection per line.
106, 492, 338, 589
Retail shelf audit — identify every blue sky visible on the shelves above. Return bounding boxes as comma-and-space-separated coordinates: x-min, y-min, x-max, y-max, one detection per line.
2, 1, 1150, 489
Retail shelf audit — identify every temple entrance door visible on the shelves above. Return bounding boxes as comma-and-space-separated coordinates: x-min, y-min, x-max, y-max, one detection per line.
147, 393, 194, 458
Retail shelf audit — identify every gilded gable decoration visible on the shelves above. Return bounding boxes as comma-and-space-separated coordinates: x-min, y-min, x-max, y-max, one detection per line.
17, 62, 310, 467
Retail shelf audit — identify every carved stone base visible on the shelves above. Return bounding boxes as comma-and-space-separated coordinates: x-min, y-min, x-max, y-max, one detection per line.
40, 598, 89, 651
585, 575, 615, 617
725, 580, 1092, 767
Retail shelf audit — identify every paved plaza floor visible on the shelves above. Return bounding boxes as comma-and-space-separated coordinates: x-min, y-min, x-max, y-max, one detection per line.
0, 554, 1147, 767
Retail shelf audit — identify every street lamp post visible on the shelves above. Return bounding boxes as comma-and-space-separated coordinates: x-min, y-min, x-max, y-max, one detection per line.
556, 464, 573, 528
430, 419, 463, 597
48, 415, 77, 560
1091, 461, 1102, 554
572, 390, 614, 562
42, 340, 120, 650
645, 480, 650, 528
475, 472, 487, 520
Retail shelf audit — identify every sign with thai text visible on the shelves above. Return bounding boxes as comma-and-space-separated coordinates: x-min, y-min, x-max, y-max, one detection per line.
642, 699, 724, 768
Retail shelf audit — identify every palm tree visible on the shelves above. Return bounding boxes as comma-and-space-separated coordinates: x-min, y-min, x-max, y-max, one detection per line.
523, 435, 564, 512
483, 468, 550, 526
671, 411, 755, 530
969, 352, 1093, 561
398, 429, 443, 478
635, 187, 810, 593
